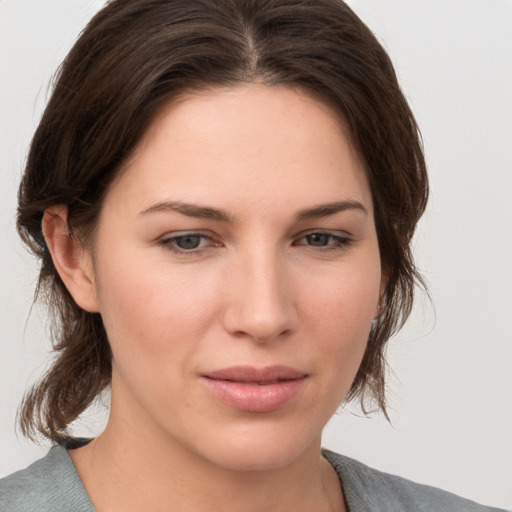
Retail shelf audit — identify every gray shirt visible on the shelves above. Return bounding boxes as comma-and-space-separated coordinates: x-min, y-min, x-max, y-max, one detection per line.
0, 445, 506, 511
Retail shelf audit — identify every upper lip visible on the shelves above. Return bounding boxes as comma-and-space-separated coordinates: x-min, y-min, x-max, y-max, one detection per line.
202, 365, 307, 383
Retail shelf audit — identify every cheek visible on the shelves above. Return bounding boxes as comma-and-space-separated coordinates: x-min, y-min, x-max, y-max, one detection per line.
94, 260, 225, 416
299, 260, 381, 388
94, 248, 222, 360
302, 260, 381, 333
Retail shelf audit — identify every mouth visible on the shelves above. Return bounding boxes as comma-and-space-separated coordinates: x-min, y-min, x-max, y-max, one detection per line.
200, 365, 308, 413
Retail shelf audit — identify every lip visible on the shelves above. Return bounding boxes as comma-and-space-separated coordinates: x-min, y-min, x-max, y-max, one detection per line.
201, 365, 308, 413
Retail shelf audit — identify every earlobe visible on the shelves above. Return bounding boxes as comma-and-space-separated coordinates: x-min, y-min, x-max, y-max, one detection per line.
42, 206, 99, 313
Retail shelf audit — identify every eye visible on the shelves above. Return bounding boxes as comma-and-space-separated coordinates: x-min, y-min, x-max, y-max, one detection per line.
304, 233, 332, 247
294, 231, 352, 251
157, 232, 221, 255
173, 234, 204, 250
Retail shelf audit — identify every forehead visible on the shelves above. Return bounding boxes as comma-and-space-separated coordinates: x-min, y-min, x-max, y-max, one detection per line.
106, 84, 372, 218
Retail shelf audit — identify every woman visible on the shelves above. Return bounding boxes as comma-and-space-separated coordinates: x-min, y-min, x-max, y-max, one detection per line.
0, 1, 506, 511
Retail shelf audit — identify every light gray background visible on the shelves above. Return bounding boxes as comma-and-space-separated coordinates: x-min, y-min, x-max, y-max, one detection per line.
1, 1, 511, 509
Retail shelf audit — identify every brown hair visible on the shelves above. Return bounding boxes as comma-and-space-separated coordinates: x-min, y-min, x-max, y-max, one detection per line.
17, 0, 428, 442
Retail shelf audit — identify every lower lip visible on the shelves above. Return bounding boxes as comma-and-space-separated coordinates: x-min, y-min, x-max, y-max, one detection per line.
201, 377, 307, 413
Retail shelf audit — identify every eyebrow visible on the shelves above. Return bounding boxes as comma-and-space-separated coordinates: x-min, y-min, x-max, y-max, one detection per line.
296, 200, 368, 220
139, 201, 232, 222
139, 199, 367, 222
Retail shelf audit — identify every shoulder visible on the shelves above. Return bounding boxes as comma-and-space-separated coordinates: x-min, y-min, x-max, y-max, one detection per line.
322, 449, 507, 512
0, 446, 94, 512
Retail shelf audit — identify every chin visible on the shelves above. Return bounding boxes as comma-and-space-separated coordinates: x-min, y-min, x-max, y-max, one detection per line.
184, 418, 322, 473
202, 444, 310, 473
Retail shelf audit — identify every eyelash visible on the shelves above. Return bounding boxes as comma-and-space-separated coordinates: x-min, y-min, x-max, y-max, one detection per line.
157, 231, 353, 257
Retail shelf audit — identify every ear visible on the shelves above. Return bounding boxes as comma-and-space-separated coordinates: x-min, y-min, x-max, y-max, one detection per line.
375, 269, 389, 318
42, 205, 99, 313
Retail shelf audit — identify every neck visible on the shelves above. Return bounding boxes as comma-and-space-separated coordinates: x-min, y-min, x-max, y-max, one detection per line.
70, 425, 344, 512
68, 381, 345, 512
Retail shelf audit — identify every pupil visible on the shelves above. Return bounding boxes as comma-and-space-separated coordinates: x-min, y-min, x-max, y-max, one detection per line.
307, 233, 329, 246
177, 235, 201, 250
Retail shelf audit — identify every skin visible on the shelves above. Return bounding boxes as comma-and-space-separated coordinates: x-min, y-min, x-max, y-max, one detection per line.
44, 84, 384, 512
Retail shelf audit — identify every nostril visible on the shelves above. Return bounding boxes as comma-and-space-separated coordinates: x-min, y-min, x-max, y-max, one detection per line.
223, 308, 295, 343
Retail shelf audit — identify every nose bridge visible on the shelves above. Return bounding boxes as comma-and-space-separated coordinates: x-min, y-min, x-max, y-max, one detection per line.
223, 242, 296, 342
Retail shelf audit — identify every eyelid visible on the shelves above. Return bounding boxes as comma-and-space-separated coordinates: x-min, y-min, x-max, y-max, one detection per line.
157, 229, 217, 241
294, 228, 353, 240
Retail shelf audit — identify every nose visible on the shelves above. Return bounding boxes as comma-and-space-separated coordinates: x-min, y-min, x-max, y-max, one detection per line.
222, 249, 297, 343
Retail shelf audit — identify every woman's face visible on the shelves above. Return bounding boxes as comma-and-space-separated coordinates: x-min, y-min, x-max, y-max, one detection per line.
87, 84, 383, 470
